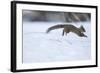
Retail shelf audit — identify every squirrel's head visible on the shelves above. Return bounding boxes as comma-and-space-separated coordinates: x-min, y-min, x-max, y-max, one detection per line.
79, 33, 87, 37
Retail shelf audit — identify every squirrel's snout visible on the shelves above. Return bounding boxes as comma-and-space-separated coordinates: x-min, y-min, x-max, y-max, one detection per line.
84, 35, 87, 37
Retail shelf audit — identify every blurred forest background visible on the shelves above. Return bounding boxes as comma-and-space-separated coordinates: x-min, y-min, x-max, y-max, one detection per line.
22, 10, 91, 22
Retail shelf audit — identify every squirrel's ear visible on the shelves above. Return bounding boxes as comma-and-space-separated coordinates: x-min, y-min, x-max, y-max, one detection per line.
80, 25, 83, 28
80, 25, 86, 32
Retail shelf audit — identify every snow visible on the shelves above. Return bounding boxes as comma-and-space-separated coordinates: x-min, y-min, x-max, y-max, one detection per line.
23, 21, 91, 63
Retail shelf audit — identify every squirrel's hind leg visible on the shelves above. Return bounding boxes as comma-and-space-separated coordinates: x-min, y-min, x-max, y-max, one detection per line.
65, 32, 67, 36
62, 29, 64, 36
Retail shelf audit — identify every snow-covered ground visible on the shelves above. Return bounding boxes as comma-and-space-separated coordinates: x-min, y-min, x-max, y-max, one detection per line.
23, 21, 91, 63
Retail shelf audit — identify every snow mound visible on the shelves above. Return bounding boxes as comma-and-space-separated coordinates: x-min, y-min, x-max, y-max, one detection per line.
23, 22, 91, 63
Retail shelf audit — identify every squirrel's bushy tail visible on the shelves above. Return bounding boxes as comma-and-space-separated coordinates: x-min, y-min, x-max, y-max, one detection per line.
46, 25, 65, 33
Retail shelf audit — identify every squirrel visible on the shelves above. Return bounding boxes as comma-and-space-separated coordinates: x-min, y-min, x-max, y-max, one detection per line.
46, 24, 87, 37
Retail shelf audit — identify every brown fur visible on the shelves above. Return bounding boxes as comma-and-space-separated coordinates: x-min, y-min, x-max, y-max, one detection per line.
46, 24, 87, 37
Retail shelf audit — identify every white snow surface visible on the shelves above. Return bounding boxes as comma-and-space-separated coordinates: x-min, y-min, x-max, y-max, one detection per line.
23, 21, 91, 63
